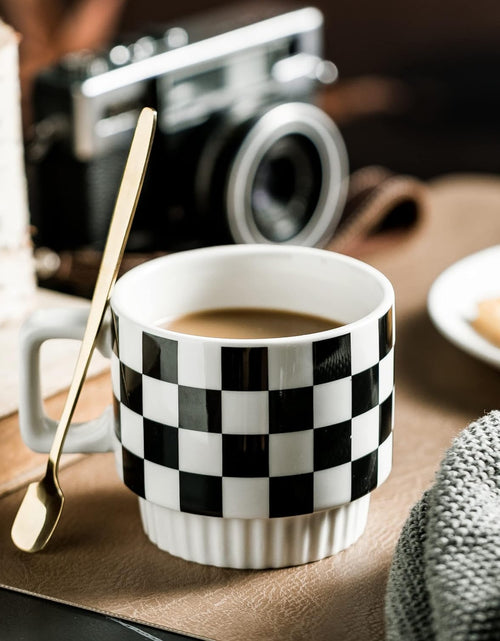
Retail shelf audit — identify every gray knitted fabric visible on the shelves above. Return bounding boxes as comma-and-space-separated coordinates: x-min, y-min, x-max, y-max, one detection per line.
386, 410, 500, 641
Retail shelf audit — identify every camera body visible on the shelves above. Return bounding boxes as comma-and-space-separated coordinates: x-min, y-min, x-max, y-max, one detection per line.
30, 4, 348, 252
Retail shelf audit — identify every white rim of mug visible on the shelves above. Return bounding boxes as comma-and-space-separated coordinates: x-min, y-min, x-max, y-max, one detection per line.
111, 244, 394, 346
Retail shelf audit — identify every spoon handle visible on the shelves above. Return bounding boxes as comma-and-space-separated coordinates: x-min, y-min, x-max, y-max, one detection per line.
48, 107, 157, 467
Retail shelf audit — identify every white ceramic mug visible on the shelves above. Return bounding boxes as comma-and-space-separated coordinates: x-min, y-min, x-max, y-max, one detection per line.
19, 245, 394, 568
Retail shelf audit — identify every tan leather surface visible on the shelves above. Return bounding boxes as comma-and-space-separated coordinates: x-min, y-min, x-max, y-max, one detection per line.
2, 175, 500, 640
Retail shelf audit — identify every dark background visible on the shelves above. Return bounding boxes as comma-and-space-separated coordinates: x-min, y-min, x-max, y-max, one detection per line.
3, 0, 500, 180
118, 0, 500, 77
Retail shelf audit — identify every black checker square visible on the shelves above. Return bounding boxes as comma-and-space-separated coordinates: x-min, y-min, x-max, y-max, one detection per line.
122, 445, 145, 498
352, 364, 379, 417
269, 387, 313, 433
179, 471, 223, 517
144, 418, 178, 469
379, 392, 393, 445
221, 346, 268, 391
379, 308, 393, 360
351, 450, 378, 500
119, 363, 143, 415
111, 312, 119, 357
142, 332, 178, 383
178, 386, 221, 432
222, 434, 269, 477
112, 396, 121, 440
313, 334, 351, 384
269, 473, 314, 517
314, 420, 352, 470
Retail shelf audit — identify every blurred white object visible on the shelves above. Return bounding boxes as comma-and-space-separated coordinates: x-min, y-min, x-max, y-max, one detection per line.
0, 20, 36, 325
428, 245, 500, 370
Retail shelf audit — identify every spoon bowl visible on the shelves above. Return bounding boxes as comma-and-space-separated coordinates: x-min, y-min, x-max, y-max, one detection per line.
11, 464, 63, 553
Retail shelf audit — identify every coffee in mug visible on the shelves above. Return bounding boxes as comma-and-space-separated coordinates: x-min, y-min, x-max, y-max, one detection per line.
18, 245, 395, 569
159, 307, 343, 338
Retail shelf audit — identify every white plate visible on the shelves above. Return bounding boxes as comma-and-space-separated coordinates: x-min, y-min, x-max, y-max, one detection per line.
428, 245, 500, 369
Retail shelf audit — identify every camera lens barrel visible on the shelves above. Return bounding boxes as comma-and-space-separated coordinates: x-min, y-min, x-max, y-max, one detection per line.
250, 133, 322, 243
224, 102, 348, 247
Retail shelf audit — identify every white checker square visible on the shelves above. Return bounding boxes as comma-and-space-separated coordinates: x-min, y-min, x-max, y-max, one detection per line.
111, 352, 121, 401
268, 342, 313, 390
177, 340, 221, 389
112, 431, 123, 482
142, 375, 178, 426
144, 460, 180, 510
117, 315, 143, 371
350, 319, 380, 375
313, 377, 352, 428
178, 429, 222, 476
269, 430, 313, 477
221, 390, 269, 434
120, 404, 144, 458
222, 477, 269, 518
314, 462, 352, 509
379, 351, 394, 404
377, 432, 393, 486
351, 406, 379, 461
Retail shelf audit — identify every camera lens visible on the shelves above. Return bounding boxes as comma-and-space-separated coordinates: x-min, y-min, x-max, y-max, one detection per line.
251, 134, 321, 242
224, 103, 348, 247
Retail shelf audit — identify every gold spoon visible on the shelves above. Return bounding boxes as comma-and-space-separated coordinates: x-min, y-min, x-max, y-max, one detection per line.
11, 107, 157, 553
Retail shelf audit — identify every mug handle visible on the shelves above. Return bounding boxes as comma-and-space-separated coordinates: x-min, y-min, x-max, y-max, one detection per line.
18, 306, 114, 453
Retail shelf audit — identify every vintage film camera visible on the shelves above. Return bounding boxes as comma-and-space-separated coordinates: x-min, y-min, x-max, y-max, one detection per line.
30, 3, 348, 252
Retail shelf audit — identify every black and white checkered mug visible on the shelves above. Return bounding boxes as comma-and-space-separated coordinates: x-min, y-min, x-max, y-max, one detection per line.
19, 245, 394, 568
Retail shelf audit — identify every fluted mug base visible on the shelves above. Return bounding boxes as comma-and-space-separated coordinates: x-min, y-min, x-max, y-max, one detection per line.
139, 494, 370, 569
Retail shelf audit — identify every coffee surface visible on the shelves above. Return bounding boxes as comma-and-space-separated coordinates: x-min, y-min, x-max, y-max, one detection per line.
160, 307, 342, 339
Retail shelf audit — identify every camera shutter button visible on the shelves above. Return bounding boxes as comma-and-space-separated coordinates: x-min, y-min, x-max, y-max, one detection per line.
132, 37, 156, 61
109, 45, 131, 66
163, 27, 189, 49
